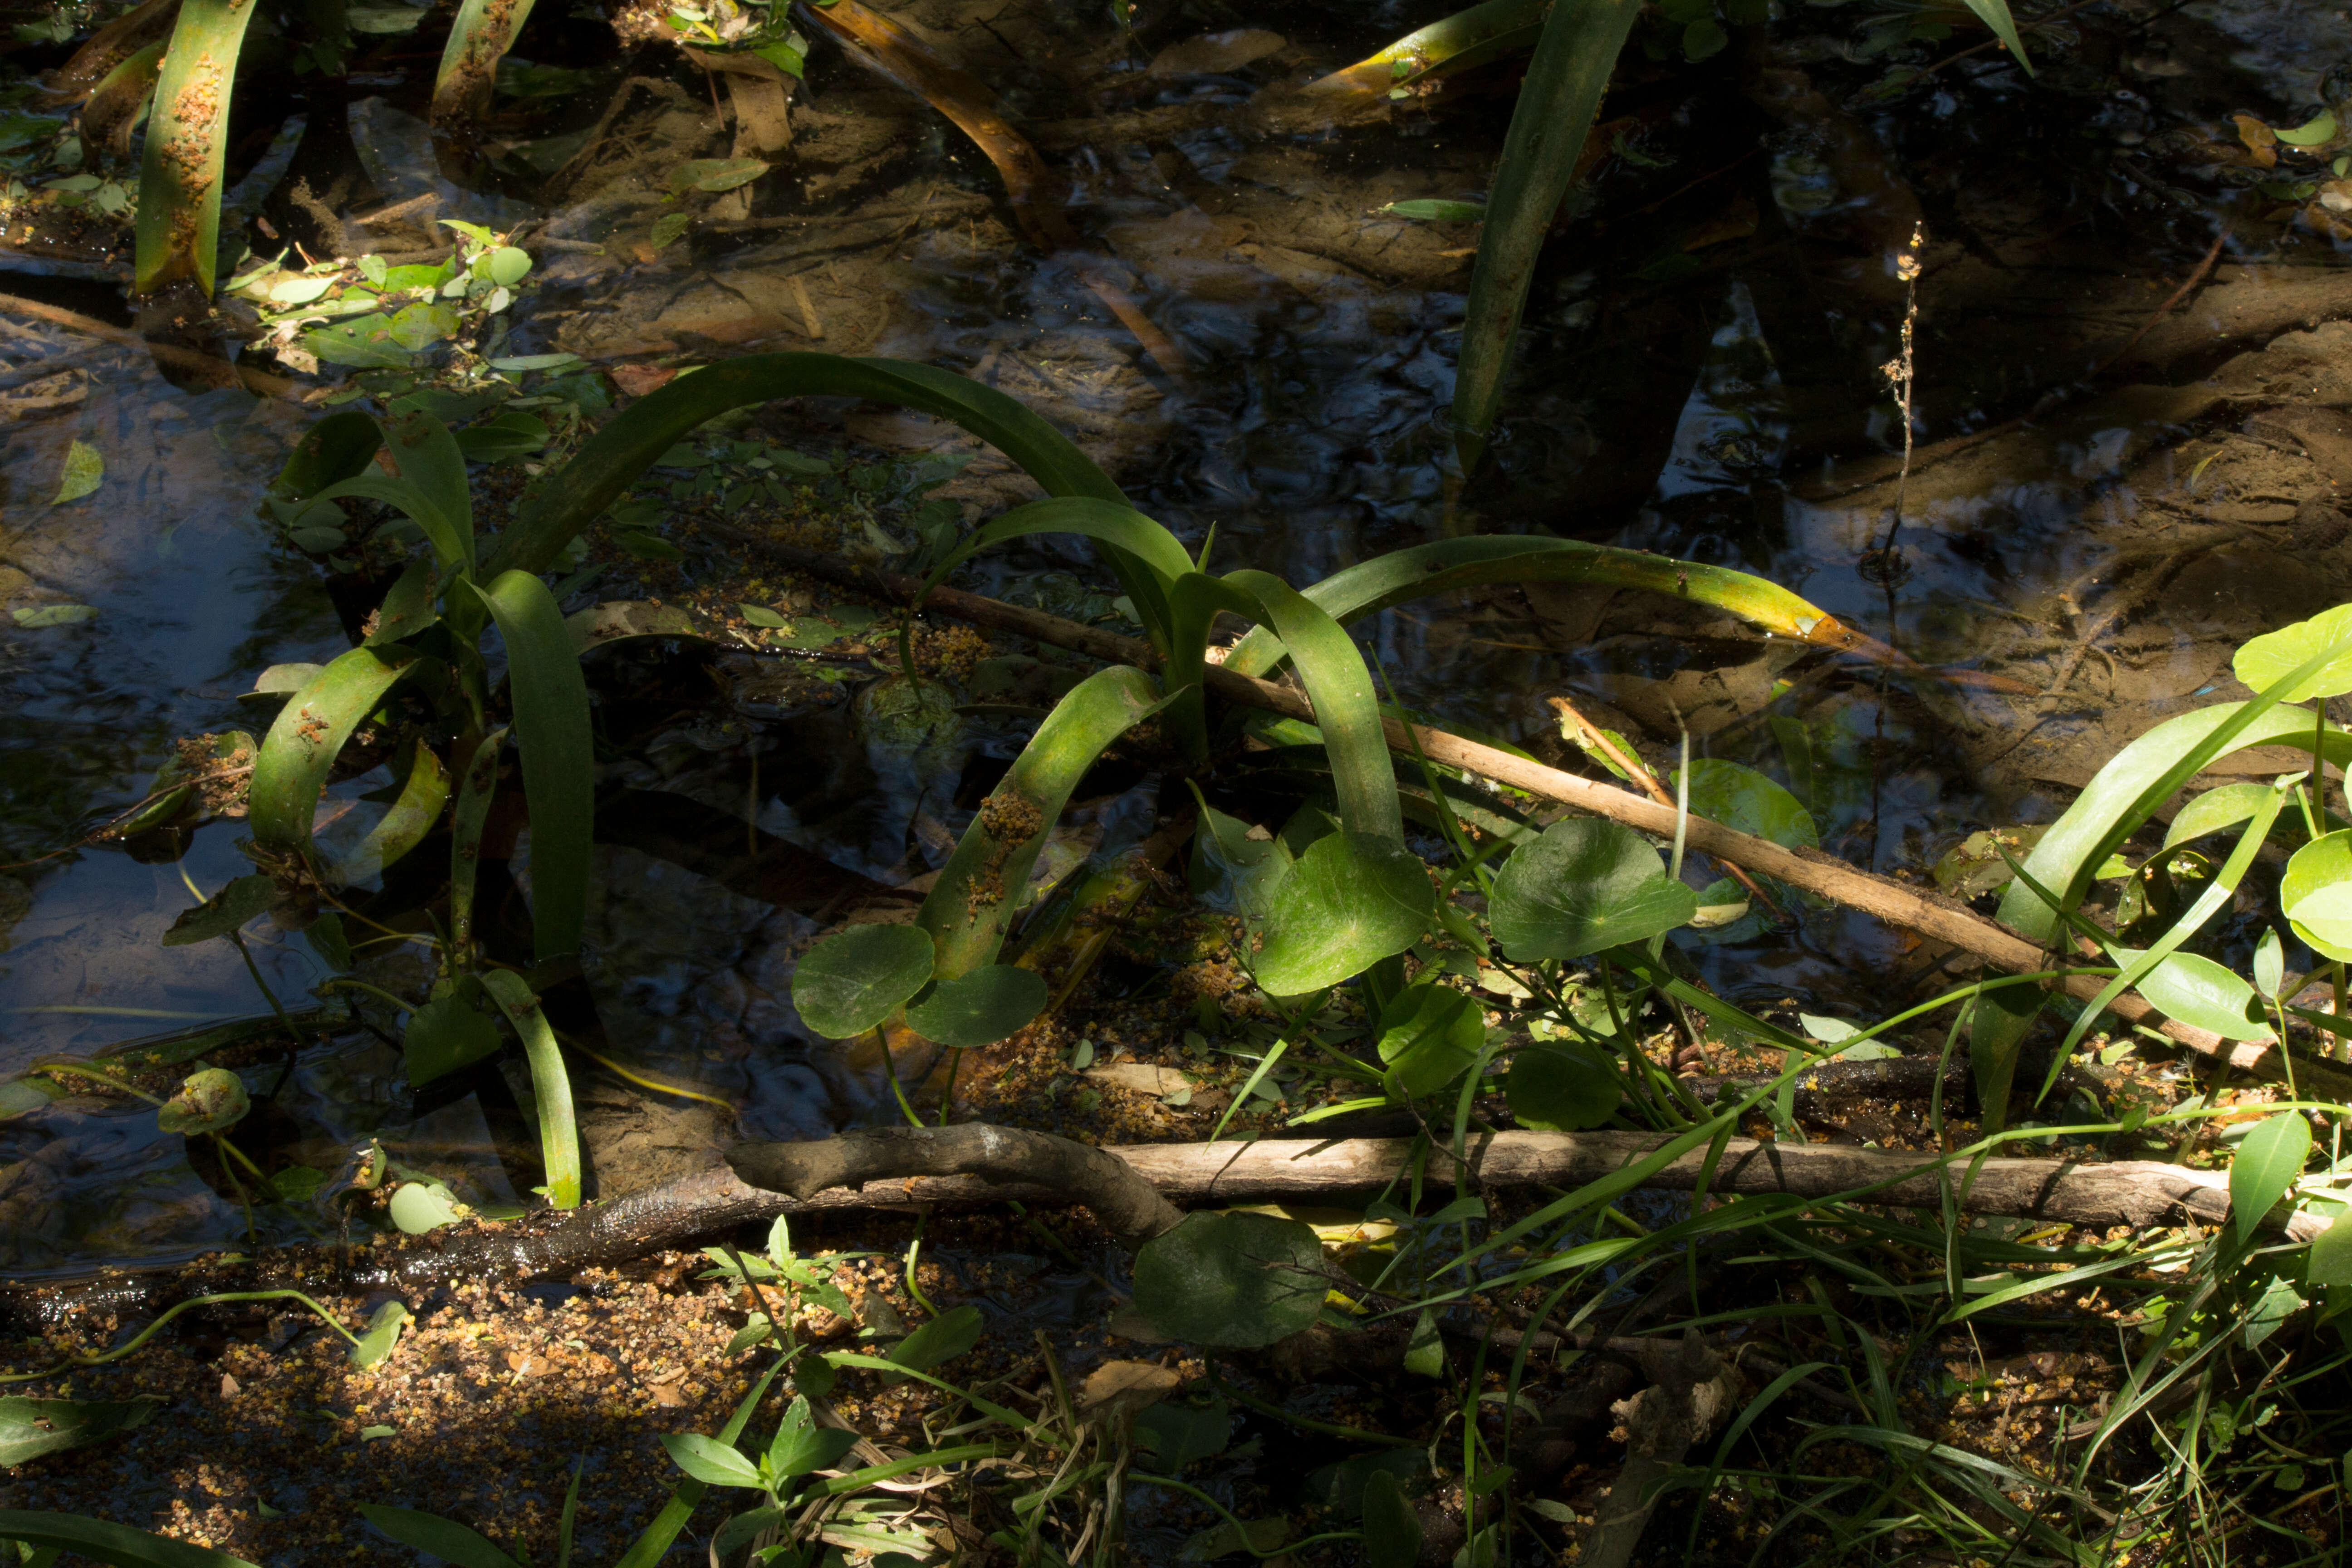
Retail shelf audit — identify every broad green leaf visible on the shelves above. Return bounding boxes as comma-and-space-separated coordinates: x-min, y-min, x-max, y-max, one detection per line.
1451, 0, 1646, 468
386, 301, 462, 351
1254, 831, 1436, 995
490, 354, 1127, 581
304, 316, 424, 368
468, 571, 593, 961
766, 1423, 858, 1481
2234, 603, 2352, 703
356, 1504, 521, 1568
404, 987, 503, 1086
350, 1299, 410, 1370
1489, 818, 1698, 961
659, 1433, 765, 1490
160, 873, 274, 946
0, 1510, 260, 1567
1131, 1211, 1327, 1348
367, 559, 441, 649
50, 440, 102, 504
379, 407, 477, 572
2308, 1215, 2352, 1288
2284, 830, 2352, 960
0, 1396, 160, 1468
485, 246, 533, 286
155, 1067, 249, 1135
882, 1304, 985, 1382
1373, 982, 1483, 1099
269, 410, 383, 507
2230, 1112, 2312, 1245
917, 666, 1171, 979
905, 965, 1048, 1048
480, 969, 581, 1210
1678, 758, 1818, 850
1216, 570, 1402, 837
912, 495, 1192, 656
1187, 792, 1291, 927
248, 647, 420, 858
2123, 950, 2269, 1040
328, 743, 450, 884
1361, 1469, 1422, 1568
793, 924, 936, 1038
2255, 926, 2285, 999
614, 1362, 787, 1568
1504, 1043, 1621, 1131
2165, 784, 2280, 851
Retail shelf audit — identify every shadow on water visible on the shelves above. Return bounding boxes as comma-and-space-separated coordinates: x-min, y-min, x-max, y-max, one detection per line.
2, 0, 2350, 1271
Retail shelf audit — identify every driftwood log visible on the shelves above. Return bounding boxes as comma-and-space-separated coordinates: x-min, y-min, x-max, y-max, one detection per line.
4, 1127, 2314, 1331
749, 543, 2352, 1104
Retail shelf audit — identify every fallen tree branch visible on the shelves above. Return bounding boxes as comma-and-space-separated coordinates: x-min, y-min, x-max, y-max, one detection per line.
1, 1128, 2315, 1332
757, 544, 2352, 1100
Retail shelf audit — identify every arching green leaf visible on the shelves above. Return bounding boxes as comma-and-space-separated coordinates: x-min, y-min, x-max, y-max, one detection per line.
912, 496, 1193, 654
467, 571, 593, 962
248, 647, 420, 858
356, 1504, 523, 1568
480, 969, 581, 1210
327, 742, 450, 885
133, 0, 265, 296
0, 1511, 260, 1568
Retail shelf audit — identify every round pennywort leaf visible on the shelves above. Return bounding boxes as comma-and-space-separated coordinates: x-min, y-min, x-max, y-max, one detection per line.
1490, 819, 1699, 962
155, 1068, 250, 1136
906, 965, 1049, 1048
1504, 1044, 1622, 1131
793, 924, 936, 1038
1252, 832, 1434, 995
1132, 1211, 1327, 1348
2284, 829, 2352, 961
2234, 603, 2352, 703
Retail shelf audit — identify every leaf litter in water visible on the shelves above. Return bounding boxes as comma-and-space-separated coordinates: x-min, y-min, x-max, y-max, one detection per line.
10, 604, 99, 627
50, 439, 102, 504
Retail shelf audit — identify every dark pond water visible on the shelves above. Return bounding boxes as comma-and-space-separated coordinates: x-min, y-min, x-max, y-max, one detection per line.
1, 0, 2346, 1273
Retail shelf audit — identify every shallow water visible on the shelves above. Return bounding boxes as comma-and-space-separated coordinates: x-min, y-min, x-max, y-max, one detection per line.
1, 0, 2346, 1271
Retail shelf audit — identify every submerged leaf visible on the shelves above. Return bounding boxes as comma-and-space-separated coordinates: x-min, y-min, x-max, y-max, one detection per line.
50, 440, 102, 504
160, 873, 274, 947
10, 603, 100, 627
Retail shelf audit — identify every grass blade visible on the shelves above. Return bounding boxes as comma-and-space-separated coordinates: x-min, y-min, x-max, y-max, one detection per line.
478, 970, 580, 1210
1956, 0, 2032, 73
248, 647, 419, 858
917, 666, 1170, 979
490, 354, 1123, 579
1224, 536, 1891, 678
466, 572, 593, 962
1451, 0, 1643, 470
133, 0, 265, 297
431, 0, 539, 126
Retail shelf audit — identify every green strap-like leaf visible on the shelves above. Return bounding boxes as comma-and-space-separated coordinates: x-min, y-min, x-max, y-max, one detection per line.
248, 647, 420, 857
1217, 570, 1401, 843
1451, 0, 1644, 469
132, 0, 264, 296
327, 741, 451, 885
313, 474, 469, 579
1955, 0, 2033, 74
490, 354, 1126, 579
467, 571, 593, 962
0, 1511, 261, 1568
430, 0, 539, 124
1225, 536, 1874, 678
268, 410, 382, 509
380, 408, 478, 577
917, 665, 1170, 978
450, 727, 506, 962
912, 495, 1194, 655
478, 969, 581, 1210
355, 1505, 522, 1568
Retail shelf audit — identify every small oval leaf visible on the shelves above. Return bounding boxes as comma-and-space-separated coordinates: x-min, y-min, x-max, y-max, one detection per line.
2230, 1111, 2312, 1245
793, 924, 936, 1038
155, 1068, 250, 1136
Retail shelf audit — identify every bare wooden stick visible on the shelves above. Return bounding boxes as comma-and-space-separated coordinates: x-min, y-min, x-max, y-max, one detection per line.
755, 544, 2352, 1101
